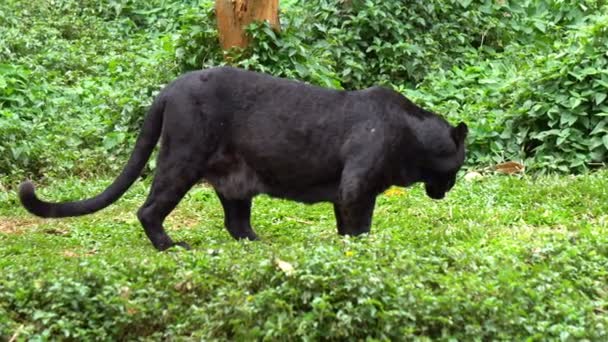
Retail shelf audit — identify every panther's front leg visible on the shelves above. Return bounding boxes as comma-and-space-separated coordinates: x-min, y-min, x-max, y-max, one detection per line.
333, 123, 386, 236
333, 196, 376, 236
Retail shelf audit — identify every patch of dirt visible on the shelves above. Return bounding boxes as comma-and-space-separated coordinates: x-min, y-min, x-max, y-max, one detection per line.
0, 217, 42, 234
166, 212, 202, 230
43, 227, 70, 236
61, 249, 97, 258
104, 207, 203, 230
164, 206, 206, 230
62, 250, 80, 258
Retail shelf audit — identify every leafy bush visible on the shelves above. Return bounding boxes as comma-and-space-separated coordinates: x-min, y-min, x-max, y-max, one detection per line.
0, 64, 42, 175
296, 0, 516, 88
174, 1, 224, 70
397, 56, 519, 167
503, 14, 608, 172
2, 0, 607, 185
175, 1, 343, 88
0, 0, 183, 181
178, 0, 523, 88
404, 11, 608, 172
176, 0, 607, 172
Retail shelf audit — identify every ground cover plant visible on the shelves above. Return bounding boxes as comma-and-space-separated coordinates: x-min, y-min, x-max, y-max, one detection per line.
1, 173, 607, 339
1, 0, 607, 339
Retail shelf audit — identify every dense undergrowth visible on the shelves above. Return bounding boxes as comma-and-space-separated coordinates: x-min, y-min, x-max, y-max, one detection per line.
181, 0, 608, 173
1, 0, 607, 185
1, 1, 608, 339
1, 173, 607, 339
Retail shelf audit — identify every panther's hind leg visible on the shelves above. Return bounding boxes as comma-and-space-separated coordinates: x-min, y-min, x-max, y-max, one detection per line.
215, 192, 258, 240
137, 151, 204, 251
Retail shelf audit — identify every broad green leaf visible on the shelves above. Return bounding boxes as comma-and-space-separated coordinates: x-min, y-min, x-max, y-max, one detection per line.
533, 21, 546, 33
560, 112, 578, 126
591, 121, 606, 135
262, 26, 279, 45
569, 97, 583, 109
590, 136, 604, 149
458, 0, 473, 8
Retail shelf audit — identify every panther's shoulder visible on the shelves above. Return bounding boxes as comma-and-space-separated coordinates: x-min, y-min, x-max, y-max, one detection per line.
364, 86, 434, 120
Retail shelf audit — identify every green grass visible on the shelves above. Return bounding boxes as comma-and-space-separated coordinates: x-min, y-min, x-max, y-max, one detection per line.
2, 1, 607, 340
1, 172, 607, 340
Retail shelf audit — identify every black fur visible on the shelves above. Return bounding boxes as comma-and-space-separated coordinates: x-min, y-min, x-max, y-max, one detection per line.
19, 67, 467, 251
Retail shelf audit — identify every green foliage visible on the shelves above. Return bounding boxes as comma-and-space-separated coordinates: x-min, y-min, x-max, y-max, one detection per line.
296, 0, 512, 88
179, 0, 521, 88
1, 0, 607, 184
0, 64, 42, 175
504, 14, 608, 172
238, 20, 343, 88
1, 2, 607, 339
1, 173, 608, 339
175, 2, 343, 88
403, 11, 608, 173
174, 1, 224, 70
173, 0, 608, 173
0, 0, 184, 181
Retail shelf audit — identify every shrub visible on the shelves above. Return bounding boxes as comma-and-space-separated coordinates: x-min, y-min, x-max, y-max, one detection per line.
503, 14, 608, 172
178, 0, 525, 89
395, 2, 608, 171
2, 0, 607, 183
0, 0, 182, 181
176, 0, 607, 172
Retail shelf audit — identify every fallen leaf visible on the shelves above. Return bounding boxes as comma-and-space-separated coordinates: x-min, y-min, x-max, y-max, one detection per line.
464, 171, 483, 181
8, 325, 23, 342
62, 250, 79, 258
174, 280, 194, 292
285, 217, 314, 225
384, 187, 405, 197
85, 249, 98, 256
495, 161, 525, 174
119, 286, 130, 299
207, 248, 220, 256
44, 228, 69, 236
274, 258, 295, 276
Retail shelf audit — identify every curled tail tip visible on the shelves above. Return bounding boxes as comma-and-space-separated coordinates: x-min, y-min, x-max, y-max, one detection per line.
18, 180, 36, 202
18, 180, 48, 217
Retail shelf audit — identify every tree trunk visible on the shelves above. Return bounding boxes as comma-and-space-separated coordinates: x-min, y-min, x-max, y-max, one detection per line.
215, 0, 280, 51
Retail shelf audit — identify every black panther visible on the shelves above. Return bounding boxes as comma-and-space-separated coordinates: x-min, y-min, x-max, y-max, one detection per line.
19, 67, 467, 251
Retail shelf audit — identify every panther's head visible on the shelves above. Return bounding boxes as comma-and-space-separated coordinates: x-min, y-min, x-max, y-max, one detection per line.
421, 122, 468, 200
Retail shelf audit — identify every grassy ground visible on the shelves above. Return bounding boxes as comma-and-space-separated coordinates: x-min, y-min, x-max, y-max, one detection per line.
1, 172, 607, 340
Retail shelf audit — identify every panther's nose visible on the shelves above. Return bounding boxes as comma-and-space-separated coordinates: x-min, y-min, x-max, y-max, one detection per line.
428, 192, 445, 200
425, 184, 445, 200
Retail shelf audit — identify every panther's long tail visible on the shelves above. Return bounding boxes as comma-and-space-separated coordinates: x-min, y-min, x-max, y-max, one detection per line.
19, 95, 166, 218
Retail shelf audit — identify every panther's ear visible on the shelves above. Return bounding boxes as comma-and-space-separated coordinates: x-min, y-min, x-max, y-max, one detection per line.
451, 122, 468, 145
